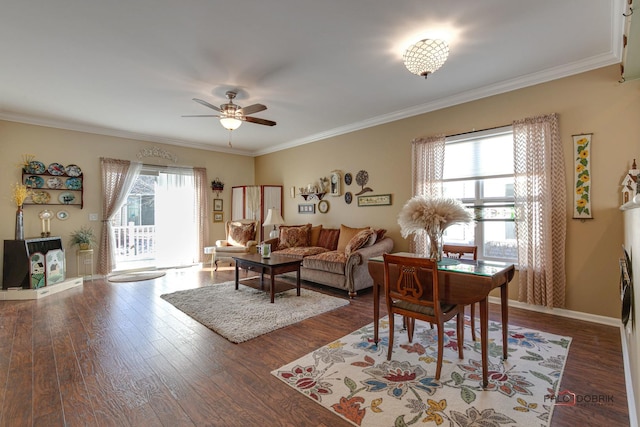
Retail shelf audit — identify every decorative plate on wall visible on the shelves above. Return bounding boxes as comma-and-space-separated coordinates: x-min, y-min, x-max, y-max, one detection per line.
57, 210, 69, 220
48, 163, 65, 175
59, 192, 75, 204
65, 177, 82, 190
31, 191, 51, 204
47, 177, 63, 189
27, 161, 45, 174
344, 173, 352, 185
65, 164, 82, 177
25, 175, 44, 188
345, 192, 353, 204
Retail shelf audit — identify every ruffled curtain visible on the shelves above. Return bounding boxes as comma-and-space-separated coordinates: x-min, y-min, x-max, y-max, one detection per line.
513, 113, 567, 308
98, 158, 142, 275
410, 135, 445, 255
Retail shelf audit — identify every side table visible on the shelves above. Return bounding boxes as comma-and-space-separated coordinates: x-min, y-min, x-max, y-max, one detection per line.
76, 249, 94, 281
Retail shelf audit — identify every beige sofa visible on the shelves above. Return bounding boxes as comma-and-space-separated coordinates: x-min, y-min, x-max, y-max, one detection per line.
262, 224, 394, 298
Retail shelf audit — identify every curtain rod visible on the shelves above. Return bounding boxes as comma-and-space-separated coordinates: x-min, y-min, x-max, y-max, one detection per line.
141, 162, 196, 170
446, 124, 511, 139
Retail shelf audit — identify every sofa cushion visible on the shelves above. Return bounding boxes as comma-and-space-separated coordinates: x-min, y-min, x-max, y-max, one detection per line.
273, 246, 329, 259
374, 228, 387, 241
228, 222, 255, 246
277, 224, 311, 249
345, 228, 375, 256
303, 251, 347, 275
310, 225, 323, 247
337, 224, 370, 253
317, 228, 340, 250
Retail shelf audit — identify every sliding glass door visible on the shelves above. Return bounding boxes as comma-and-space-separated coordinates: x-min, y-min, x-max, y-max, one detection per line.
113, 166, 198, 270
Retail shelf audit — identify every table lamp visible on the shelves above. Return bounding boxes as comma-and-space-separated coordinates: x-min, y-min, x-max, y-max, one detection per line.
263, 208, 284, 239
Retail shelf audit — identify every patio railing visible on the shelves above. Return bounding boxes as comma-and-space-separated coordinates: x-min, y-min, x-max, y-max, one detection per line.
113, 223, 156, 261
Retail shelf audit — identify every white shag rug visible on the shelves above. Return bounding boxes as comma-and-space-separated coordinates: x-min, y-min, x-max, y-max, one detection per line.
160, 281, 350, 343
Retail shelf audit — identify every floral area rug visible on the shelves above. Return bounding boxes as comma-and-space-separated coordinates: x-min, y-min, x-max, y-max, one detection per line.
272, 315, 571, 426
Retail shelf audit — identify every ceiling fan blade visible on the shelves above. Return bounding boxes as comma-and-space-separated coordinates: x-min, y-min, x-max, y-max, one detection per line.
182, 114, 221, 118
240, 103, 267, 115
192, 98, 221, 112
243, 116, 276, 126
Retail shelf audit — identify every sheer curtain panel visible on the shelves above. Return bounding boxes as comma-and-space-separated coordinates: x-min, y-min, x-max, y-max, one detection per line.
98, 158, 142, 275
410, 135, 445, 254
194, 167, 209, 263
513, 113, 567, 308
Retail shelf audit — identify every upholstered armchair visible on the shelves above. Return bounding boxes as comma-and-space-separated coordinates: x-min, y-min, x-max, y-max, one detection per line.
212, 219, 259, 270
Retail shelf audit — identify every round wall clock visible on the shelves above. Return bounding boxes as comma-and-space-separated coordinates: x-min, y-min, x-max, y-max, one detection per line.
318, 199, 329, 213
345, 192, 353, 204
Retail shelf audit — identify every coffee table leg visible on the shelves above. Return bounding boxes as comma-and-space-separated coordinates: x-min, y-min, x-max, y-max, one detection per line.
270, 272, 275, 303
296, 265, 301, 296
235, 261, 239, 290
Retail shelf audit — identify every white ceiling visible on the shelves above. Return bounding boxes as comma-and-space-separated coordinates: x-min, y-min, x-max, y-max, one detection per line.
0, 0, 628, 156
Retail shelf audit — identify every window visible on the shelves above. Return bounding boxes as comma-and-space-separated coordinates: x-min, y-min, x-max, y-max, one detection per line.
442, 126, 517, 262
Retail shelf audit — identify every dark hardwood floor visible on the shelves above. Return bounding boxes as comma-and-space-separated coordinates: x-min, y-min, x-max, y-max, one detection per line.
0, 266, 630, 426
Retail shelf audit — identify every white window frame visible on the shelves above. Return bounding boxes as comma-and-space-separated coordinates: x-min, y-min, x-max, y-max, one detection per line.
442, 126, 517, 262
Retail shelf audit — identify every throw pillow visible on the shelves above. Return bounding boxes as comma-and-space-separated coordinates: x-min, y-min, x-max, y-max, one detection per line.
228, 222, 255, 246
345, 228, 375, 256
374, 228, 387, 241
337, 224, 370, 253
317, 228, 340, 250
278, 224, 311, 249
310, 224, 323, 247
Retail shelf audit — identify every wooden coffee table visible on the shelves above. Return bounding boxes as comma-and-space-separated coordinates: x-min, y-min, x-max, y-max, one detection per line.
231, 253, 302, 303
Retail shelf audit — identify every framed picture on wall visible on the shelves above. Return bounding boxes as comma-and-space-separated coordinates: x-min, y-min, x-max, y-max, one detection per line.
298, 203, 316, 214
213, 212, 224, 222
214, 199, 223, 212
357, 194, 392, 207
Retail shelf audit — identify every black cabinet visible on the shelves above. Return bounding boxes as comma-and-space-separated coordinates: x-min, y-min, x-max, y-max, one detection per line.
2, 237, 63, 289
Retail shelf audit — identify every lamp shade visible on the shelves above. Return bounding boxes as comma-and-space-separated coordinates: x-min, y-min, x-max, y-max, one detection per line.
263, 208, 285, 239
403, 39, 449, 78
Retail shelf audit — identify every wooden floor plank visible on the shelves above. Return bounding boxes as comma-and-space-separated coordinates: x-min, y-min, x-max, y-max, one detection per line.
0, 266, 629, 426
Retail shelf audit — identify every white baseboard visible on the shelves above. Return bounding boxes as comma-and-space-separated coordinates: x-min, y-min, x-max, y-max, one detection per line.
487, 296, 619, 326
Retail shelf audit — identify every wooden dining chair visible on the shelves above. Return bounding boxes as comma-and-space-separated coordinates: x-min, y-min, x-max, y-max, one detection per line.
443, 244, 479, 340
383, 254, 465, 380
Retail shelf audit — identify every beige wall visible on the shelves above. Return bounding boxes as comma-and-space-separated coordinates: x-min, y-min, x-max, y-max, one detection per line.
0, 121, 254, 278
256, 65, 640, 318
1, 65, 638, 317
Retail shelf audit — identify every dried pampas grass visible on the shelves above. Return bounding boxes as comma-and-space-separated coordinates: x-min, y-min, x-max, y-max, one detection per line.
398, 196, 473, 238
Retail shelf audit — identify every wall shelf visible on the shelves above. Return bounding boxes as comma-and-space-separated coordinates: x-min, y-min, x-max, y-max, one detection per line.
300, 192, 326, 201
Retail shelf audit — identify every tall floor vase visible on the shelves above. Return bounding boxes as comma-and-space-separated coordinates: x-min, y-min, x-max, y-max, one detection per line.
15, 206, 24, 240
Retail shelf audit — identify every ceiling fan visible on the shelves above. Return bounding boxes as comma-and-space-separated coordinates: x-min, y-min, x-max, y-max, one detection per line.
183, 90, 276, 131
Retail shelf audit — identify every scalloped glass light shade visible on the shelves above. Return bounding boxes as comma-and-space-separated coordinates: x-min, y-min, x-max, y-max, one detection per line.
403, 39, 449, 77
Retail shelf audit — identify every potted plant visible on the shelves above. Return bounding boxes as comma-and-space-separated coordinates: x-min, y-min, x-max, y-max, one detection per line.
211, 177, 224, 192
70, 225, 96, 250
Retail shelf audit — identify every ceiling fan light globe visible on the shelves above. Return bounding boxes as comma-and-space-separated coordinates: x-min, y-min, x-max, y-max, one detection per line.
220, 117, 242, 130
